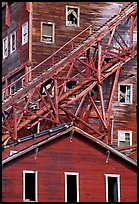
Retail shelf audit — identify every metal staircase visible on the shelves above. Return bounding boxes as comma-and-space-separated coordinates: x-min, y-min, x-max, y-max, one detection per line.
2, 2, 137, 148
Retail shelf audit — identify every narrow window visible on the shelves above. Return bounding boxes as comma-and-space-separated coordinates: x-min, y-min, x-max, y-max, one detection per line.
118, 130, 132, 147
41, 22, 55, 43
22, 22, 28, 45
3, 37, 8, 59
21, 78, 25, 87
2, 90, 6, 100
66, 6, 80, 27
10, 31, 16, 53
65, 172, 79, 202
118, 84, 132, 104
10, 150, 18, 156
23, 170, 38, 202
105, 174, 120, 202
10, 84, 16, 95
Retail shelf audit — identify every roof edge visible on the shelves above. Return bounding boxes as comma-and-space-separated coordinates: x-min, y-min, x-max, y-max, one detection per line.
2, 126, 137, 167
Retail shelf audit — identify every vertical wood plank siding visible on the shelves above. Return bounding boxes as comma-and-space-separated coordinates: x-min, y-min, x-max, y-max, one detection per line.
2, 132, 137, 202
2, 2, 29, 77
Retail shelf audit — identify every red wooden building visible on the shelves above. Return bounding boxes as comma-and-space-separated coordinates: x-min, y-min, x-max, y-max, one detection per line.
2, 125, 137, 202
2, 2, 137, 202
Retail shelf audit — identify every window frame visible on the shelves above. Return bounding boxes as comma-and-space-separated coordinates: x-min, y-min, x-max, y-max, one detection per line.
64, 172, 79, 202
22, 21, 28, 46
41, 22, 55, 44
23, 170, 38, 202
10, 84, 16, 95
118, 130, 132, 146
118, 84, 133, 104
105, 174, 120, 202
66, 5, 80, 27
10, 30, 16, 54
3, 36, 8, 59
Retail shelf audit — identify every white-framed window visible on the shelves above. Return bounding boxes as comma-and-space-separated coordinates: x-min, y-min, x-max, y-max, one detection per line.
65, 172, 79, 202
22, 78, 25, 87
10, 84, 16, 95
10, 31, 16, 54
41, 22, 55, 43
118, 84, 133, 104
23, 170, 38, 202
105, 174, 120, 202
3, 36, 8, 59
22, 22, 28, 45
118, 130, 132, 147
66, 6, 80, 27
2, 90, 6, 100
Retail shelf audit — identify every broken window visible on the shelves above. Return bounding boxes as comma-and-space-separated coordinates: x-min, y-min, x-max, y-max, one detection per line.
118, 84, 132, 104
105, 174, 120, 202
118, 130, 132, 147
10, 31, 16, 53
3, 37, 8, 59
66, 6, 79, 26
41, 22, 55, 43
65, 172, 79, 202
23, 170, 38, 202
22, 21, 28, 45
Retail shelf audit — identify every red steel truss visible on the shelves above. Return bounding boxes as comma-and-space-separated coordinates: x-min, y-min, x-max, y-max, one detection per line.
2, 3, 137, 148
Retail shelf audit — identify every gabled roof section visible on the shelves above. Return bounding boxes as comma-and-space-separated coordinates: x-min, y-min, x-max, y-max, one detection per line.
2, 125, 137, 167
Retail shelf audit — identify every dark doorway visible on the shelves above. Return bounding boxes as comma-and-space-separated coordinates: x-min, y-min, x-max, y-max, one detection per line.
67, 175, 77, 202
25, 172, 36, 201
108, 177, 118, 202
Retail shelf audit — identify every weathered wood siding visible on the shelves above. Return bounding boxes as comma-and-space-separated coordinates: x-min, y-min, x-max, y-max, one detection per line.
2, 132, 137, 202
112, 56, 137, 147
31, 2, 127, 67
2, 2, 29, 77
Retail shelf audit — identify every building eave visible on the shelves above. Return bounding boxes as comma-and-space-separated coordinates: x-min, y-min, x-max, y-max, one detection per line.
2, 125, 137, 167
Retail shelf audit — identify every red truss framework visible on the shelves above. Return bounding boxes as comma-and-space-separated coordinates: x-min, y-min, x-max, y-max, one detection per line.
2, 3, 137, 149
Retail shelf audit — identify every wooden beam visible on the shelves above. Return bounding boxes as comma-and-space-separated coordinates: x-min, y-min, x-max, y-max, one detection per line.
60, 105, 102, 135
5, 3, 10, 27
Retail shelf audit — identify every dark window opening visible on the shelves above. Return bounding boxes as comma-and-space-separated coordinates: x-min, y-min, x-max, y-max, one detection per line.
25, 172, 36, 201
67, 7, 78, 26
119, 84, 131, 103
11, 33, 16, 51
10, 85, 16, 95
67, 175, 77, 202
108, 177, 118, 202
66, 81, 77, 90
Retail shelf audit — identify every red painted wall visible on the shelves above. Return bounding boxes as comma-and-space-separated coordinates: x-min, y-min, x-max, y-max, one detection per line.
2, 132, 137, 202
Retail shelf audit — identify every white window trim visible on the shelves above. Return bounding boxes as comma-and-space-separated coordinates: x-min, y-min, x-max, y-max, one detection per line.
41, 22, 55, 44
118, 130, 132, 146
66, 6, 80, 27
2, 90, 6, 100
22, 21, 28, 45
10, 31, 16, 54
10, 84, 16, 95
3, 36, 8, 59
118, 84, 133, 104
105, 174, 120, 202
64, 172, 79, 202
23, 170, 38, 202
22, 78, 25, 87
